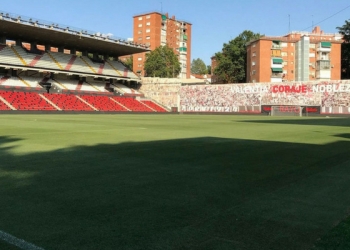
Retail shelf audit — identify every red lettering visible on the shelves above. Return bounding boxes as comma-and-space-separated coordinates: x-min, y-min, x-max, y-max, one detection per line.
301, 85, 307, 93
272, 86, 279, 93
271, 84, 308, 93
285, 85, 291, 92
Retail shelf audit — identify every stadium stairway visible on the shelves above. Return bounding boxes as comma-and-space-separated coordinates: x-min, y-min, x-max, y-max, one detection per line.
0, 95, 15, 110
140, 100, 168, 112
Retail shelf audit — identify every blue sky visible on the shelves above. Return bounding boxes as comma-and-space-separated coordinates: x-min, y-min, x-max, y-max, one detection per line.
1, 0, 349, 65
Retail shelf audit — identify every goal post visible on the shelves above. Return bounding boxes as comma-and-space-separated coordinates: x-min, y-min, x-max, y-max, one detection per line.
270, 105, 303, 116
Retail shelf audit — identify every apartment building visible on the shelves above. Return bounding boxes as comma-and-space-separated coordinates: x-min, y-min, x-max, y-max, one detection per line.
132, 12, 192, 79
246, 26, 342, 83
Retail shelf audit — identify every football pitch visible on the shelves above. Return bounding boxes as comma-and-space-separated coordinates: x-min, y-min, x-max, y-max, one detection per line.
0, 114, 350, 250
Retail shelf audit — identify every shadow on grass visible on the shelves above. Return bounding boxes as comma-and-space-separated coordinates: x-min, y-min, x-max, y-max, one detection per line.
0, 135, 350, 250
334, 133, 350, 140
239, 117, 350, 127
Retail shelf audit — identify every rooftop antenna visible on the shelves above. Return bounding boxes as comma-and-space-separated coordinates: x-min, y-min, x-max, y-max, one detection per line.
288, 14, 290, 34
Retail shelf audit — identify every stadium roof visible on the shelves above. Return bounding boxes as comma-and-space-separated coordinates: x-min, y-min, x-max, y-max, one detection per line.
0, 13, 150, 57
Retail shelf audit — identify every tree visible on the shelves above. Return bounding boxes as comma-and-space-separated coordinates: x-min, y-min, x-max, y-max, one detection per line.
144, 45, 181, 78
337, 19, 350, 79
214, 30, 262, 83
123, 56, 133, 70
191, 58, 207, 74
207, 65, 211, 75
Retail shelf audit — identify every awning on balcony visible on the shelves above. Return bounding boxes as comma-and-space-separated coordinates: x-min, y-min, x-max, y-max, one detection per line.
321, 42, 331, 48
271, 68, 283, 72
272, 58, 283, 64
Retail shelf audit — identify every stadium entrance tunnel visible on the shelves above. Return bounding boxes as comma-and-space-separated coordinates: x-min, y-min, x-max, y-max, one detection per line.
0, 136, 350, 249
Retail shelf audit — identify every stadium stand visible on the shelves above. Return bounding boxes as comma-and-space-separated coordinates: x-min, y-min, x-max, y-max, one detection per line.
0, 96, 12, 110
0, 90, 57, 110
112, 96, 153, 112
106, 60, 139, 78
140, 100, 168, 112
113, 83, 143, 96
43, 93, 95, 111
0, 45, 139, 79
0, 12, 173, 114
53, 79, 101, 92
79, 95, 128, 111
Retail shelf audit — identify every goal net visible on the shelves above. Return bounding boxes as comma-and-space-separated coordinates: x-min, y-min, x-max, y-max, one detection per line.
270, 106, 303, 116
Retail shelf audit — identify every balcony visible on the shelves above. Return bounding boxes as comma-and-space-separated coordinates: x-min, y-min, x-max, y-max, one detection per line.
179, 47, 187, 54
271, 44, 282, 50
317, 42, 331, 52
161, 15, 167, 23
317, 55, 330, 61
316, 71, 331, 79
271, 50, 281, 56
317, 47, 331, 52
316, 61, 331, 71
316, 65, 331, 71
271, 72, 283, 78
271, 58, 283, 68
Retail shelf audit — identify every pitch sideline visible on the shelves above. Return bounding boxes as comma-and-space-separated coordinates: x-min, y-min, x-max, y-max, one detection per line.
0, 230, 45, 250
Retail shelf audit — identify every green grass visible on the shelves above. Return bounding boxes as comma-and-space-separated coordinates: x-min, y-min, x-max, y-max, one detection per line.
0, 114, 350, 250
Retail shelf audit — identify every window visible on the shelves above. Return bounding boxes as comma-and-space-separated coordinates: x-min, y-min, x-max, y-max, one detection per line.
252, 70, 256, 75
281, 52, 287, 56
146, 22, 150, 26
138, 24, 142, 27
138, 17, 142, 20
138, 57, 142, 61
252, 61, 256, 66
146, 15, 150, 19
252, 52, 256, 57
252, 43, 256, 47
146, 29, 150, 33
291, 52, 294, 56
138, 30, 142, 34
284, 61, 288, 66
138, 37, 142, 41
146, 36, 150, 40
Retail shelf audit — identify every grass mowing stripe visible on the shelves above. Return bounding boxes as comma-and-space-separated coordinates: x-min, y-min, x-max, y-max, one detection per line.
0, 230, 45, 250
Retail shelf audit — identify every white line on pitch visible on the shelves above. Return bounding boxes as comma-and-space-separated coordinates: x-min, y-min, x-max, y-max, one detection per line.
0, 230, 45, 250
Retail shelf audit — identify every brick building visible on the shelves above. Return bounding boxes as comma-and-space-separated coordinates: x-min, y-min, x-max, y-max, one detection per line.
246, 26, 342, 83
132, 12, 191, 79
